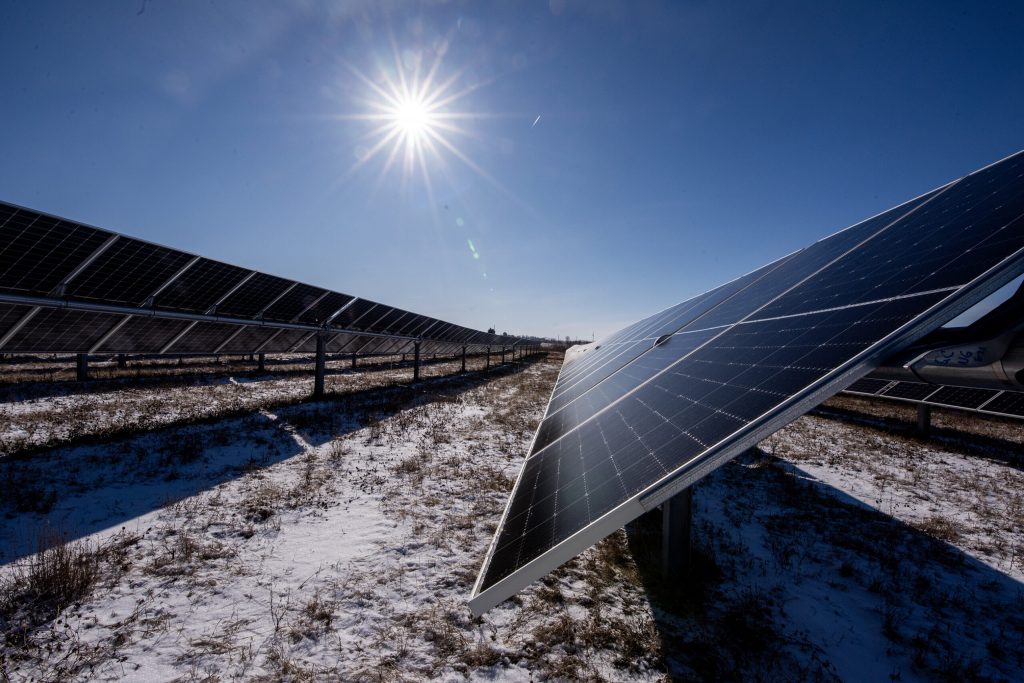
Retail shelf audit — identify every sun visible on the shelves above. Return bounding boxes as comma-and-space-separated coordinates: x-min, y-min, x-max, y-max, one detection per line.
392, 95, 434, 141
337, 44, 498, 191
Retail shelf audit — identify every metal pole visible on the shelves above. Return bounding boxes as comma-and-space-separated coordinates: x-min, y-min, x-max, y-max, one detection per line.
413, 341, 421, 382
76, 353, 89, 381
486, 347, 490, 369
461, 346, 467, 372
257, 352, 266, 372
661, 487, 693, 579
313, 333, 326, 398
917, 403, 931, 437
117, 353, 127, 369
352, 352, 357, 369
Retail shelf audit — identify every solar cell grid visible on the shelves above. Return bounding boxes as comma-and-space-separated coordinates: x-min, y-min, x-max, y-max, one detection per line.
297, 291, 353, 325
215, 273, 293, 318
259, 328, 310, 353
752, 153, 1024, 320
331, 299, 378, 329
262, 283, 328, 322
0, 304, 34, 343
95, 316, 194, 353
167, 322, 243, 354
982, 391, 1024, 417
881, 381, 941, 401
326, 332, 361, 353
217, 325, 280, 354
154, 259, 252, 313
68, 238, 194, 305
845, 377, 891, 395
926, 385, 999, 409
0, 204, 111, 296
3, 308, 123, 353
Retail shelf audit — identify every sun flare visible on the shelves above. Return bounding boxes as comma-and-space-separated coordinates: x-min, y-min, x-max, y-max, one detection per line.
336, 43, 500, 194
392, 95, 434, 140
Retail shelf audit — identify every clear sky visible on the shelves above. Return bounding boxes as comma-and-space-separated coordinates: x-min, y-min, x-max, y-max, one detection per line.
1, 1, 1022, 340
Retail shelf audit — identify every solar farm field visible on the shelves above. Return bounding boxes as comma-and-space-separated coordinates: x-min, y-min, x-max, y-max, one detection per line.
1, 352, 1022, 681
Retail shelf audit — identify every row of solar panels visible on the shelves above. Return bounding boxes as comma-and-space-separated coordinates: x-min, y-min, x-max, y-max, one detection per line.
0, 201, 523, 356
844, 377, 1024, 419
470, 149, 1024, 614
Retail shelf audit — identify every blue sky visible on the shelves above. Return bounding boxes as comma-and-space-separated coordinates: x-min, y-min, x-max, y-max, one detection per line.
1, 1, 1022, 340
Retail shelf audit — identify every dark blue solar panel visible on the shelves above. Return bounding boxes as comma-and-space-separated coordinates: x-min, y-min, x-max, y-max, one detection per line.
475, 151, 1024, 611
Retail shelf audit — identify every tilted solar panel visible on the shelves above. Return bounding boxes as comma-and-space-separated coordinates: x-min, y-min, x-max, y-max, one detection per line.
471, 150, 1024, 615
0, 200, 522, 355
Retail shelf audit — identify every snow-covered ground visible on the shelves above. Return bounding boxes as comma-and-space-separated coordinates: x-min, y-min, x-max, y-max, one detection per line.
1, 356, 1022, 681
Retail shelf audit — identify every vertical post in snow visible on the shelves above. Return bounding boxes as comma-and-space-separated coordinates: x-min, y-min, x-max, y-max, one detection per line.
76, 353, 89, 381
486, 347, 490, 369
257, 353, 266, 372
117, 353, 127, 369
351, 352, 357, 369
917, 403, 931, 437
661, 487, 693, 579
313, 334, 326, 398
413, 341, 421, 382
461, 346, 467, 373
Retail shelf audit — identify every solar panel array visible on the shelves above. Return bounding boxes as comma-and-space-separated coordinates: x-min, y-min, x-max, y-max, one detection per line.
471, 149, 1024, 614
844, 377, 1024, 419
0, 201, 522, 356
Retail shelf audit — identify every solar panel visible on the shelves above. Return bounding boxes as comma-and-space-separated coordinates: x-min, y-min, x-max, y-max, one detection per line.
0, 205, 110, 295
845, 377, 891, 395
881, 381, 941, 401
2, 308, 123, 353
296, 291, 353, 325
262, 283, 328, 322
215, 273, 294, 318
153, 258, 251, 313
981, 391, 1024, 418
471, 149, 1024, 614
66, 238, 194, 305
0, 200, 522, 358
166, 322, 243, 354
94, 316, 193, 353
924, 385, 998, 410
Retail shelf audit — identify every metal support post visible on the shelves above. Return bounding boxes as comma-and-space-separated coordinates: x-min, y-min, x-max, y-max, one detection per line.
461, 346, 467, 372
117, 353, 127, 369
501, 347, 506, 364
257, 352, 266, 372
352, 352, 357, 369
661, 487, 693, 579
486, 347, 490, 369
413, 341, 421, 382
313, 333, 326, 398
917, 403, 931, 437
76, 353, 89, 381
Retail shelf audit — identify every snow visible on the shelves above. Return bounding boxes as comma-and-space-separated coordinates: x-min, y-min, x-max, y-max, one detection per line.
1, 358, 1022, 681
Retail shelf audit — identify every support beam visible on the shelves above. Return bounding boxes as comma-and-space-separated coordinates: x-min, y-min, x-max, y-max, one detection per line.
917, 403, 931, 437
313, 333, 326, 398
661, 487, 693, 579
501, 347, 506, 364
76, 353, 89, 381
117, 353, 127, 369
413, 341, 421, 382
352, 352, 357, 369
461, 346, 467, 373
486, 347, 490, 369
257, 352, 266, 372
